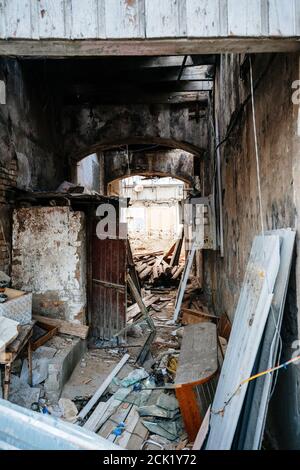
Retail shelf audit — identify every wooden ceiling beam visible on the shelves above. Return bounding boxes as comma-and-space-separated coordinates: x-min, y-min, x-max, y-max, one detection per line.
64, 91, 209, 106
68, 81, 213, 96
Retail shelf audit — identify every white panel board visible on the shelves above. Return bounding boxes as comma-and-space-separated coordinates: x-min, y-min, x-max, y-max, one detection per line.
206, 234, 281, 450
227, 0, 262, 36
5, 0, 32, 38
268, 0, 296, 36
105, 0, 144, 38
243, 229, 296, 450
186, 0, 221, 37
70, 0, 98, 38
145, 0, 186, 38
38, 0, 66, 38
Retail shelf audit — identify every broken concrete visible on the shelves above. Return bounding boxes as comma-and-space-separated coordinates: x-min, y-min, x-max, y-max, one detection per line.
44, 337, 86, 402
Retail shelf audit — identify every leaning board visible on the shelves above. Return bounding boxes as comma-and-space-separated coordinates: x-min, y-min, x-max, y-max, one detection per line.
206, 234, 280, 450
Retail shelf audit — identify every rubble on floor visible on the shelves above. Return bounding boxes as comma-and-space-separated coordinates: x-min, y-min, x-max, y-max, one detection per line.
133, 235, 184, 289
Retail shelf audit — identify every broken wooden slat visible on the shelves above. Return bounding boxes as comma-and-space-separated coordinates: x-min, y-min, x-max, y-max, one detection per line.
139, 265, 153, 281
100, 402, 132, 441
181, 307, 217, 321
136, 263, 147, 274
84, 400, 111, 432
173, 243, 197, 322
127, 418, 149, 450
127, 295, 160, 322
32, 314, 89, 340
193, 405, 211, 450
115, 406, 139, 449
172, 265, 184, 280
78, 354, 130, 421
170, 228, 184, 267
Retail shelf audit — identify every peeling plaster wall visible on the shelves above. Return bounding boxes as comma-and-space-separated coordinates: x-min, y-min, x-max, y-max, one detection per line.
204, 53, 300, 449
12, 207, 86, 324
62, 103, 207, 161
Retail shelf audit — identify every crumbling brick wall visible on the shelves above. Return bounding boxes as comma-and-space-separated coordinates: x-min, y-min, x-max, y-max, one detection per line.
0, 158, 17, 274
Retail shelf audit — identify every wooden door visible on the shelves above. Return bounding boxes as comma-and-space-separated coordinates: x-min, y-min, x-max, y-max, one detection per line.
90, 216, 127, 342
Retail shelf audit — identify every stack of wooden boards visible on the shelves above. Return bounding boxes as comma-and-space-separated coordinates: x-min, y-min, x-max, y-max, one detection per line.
134, 248, 184, 288
127, 294, 171, 323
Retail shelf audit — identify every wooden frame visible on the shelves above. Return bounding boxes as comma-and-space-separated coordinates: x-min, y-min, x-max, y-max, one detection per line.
30, 321, 59, 352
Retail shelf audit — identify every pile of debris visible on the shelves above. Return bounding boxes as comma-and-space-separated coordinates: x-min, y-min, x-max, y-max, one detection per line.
135, 252, 184, 288
132, 230, 185, 289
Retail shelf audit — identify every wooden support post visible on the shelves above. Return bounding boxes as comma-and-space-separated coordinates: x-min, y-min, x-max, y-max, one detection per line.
28, 341, 33, 387
4, 363, 11, 400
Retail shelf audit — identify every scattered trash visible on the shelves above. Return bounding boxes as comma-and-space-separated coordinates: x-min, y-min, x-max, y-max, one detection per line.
119, 368, 149, 387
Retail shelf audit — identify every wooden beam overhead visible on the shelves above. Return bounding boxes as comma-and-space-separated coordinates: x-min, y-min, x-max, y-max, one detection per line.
64, 91, 209, 106
0, 38, 298, 58
97, 65, 213, 82
68, 81, 212, 97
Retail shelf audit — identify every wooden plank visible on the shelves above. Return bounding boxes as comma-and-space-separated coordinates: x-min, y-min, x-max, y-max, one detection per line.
127, 274, 149, 318
122, 56, 215, 68
193, 405, 211, 450
173, 243, 196, 322
105, 0, 145, 39
186, 0, 221, 37
0, 2, 6, 39
64, 90, 209, 106
175, 323, 218, 386
170, 228, 184, 267
5, 0, 32, 39
0, 317, 19, 351
127, 418, 149, 450
127, 295, 159, 321
182, 311, 206, 326
83, 400, 110, 432
38, 0, 66, 38
78, 353, 130, 420
115, 406, 139, 448
172, 265, 184, 280
206, 235, 281, 450
227, 0, 262, 36
70, 0, 99, 39
181, 307, 217, 321
268, 0, 296, 36
32, 314, 89, 340
0, 38, 299, 58
30, 322, 59, 352
67, 81, 212, 96
145, 0, 184, 38
99, 402, 132, 441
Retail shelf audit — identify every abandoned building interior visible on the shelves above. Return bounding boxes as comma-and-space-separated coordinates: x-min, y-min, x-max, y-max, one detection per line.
0, 0, 300, 453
